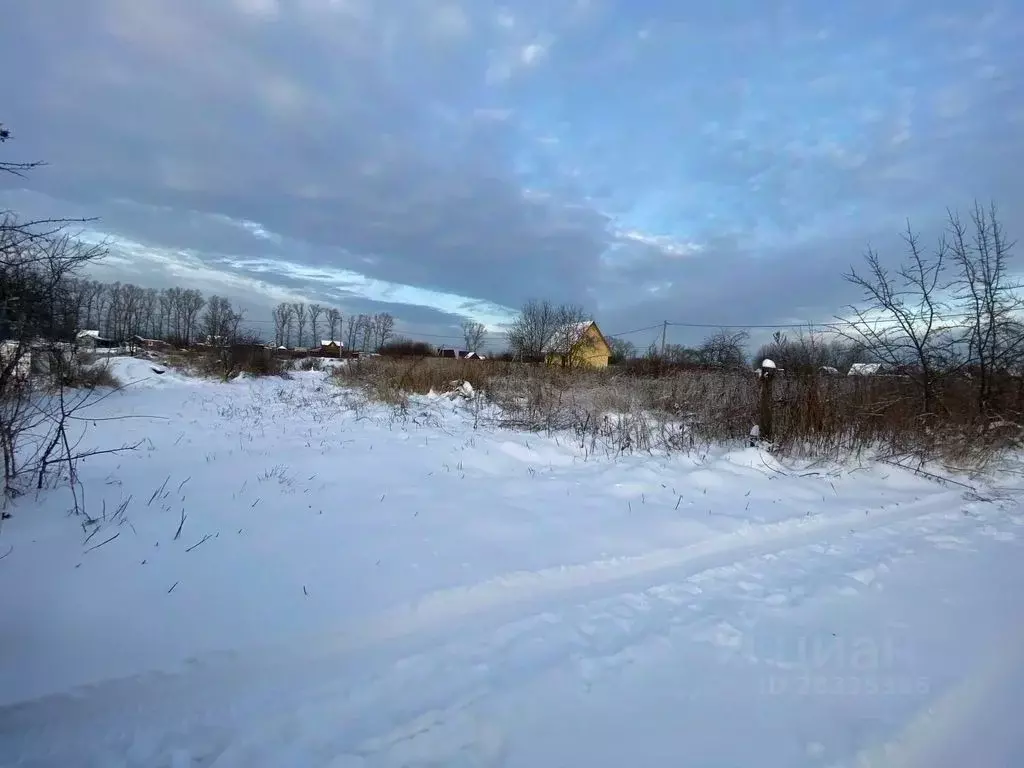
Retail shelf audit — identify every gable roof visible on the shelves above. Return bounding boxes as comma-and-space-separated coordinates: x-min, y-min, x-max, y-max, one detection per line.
542, 320, 610, 355
320, 339, 344, 347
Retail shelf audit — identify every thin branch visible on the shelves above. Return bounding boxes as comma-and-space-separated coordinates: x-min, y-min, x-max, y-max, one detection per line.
83, 531, 119, 553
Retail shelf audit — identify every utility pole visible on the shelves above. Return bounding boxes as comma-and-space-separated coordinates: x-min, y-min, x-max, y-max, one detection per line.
660, 320, 667, 357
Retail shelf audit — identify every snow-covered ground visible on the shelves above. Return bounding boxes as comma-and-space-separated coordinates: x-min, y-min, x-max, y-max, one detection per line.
1, 357, 1022, 767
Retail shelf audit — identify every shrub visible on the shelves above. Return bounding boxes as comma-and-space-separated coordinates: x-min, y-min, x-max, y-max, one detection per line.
67, 364, 122, 389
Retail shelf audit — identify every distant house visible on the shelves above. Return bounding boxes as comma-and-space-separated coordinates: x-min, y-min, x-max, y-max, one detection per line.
543, 320, 611, 369
848, 362, 882, 376
76, 329, 118, 350
132, 335, 172, 352
437, 348, 485, 360
319, 340, 344, 357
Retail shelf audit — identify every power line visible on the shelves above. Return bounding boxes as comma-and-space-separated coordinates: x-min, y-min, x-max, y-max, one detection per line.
240, 312, 996, 342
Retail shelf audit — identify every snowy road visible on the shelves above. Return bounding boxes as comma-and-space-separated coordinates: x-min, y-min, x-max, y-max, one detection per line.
1, 361, 1023, 766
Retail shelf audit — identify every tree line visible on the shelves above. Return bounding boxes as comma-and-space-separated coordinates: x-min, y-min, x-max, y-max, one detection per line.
270, 302, 397, 352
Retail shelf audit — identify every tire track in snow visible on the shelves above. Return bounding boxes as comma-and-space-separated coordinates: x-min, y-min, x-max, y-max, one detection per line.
296, 489, 973, 660
2, 490, 1015, 766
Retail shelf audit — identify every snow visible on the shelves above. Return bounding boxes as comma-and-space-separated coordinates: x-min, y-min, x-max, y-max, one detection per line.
849, 362, 883, 376
1, 356, 1023, 767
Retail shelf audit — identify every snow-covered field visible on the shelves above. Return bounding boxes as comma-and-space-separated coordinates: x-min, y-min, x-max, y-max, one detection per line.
1, 357, 1023, 767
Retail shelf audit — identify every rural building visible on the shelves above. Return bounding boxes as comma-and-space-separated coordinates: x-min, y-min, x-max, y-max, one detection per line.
75, 329, 119, 350
319, 340, 344, 357
438, 348, 486, 360
132, 335, 173, 352
543, 320, 611, 369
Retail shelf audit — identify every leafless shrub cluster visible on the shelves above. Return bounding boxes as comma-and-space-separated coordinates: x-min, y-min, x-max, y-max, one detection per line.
333, 344, 1023, 466
0, 225, 135, 510
505, 300, 600, 367
332, 357, 748, 456
836, 203, 1024, 442
156, 341, 284, 380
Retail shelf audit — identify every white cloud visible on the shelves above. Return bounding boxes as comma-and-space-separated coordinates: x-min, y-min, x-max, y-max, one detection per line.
81, 227, 519, 329
614, 230, 703, 258
520, 42, 546, 65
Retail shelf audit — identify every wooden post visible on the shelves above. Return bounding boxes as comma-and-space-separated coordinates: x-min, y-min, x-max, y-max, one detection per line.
758, 359, 776, 444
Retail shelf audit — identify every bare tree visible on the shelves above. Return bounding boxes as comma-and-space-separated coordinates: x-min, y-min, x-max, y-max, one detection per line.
840, 222, 951, 413
0, 217, 108, 495
201, 296, 243, 343
326, 308, 342, 342
291, 302, 307, 347
358, 315, 374, 352
608, 336, 636, 364
698, 329, 749, 368
947, 202, 1022, 416
461, 319, 486, 353
546, 305, 597, 369
142, 288, 159, 338
272, 303, 293, 347
373, 313, 395, 350
0, 123, 42, 178
506, 299, 560, 361
308, 303, 323, 347
181, 289, 205, 345
158, 289, 174, 341
342, 313, 358, 350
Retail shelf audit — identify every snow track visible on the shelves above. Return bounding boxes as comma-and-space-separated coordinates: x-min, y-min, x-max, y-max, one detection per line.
3, 483, 1019, 767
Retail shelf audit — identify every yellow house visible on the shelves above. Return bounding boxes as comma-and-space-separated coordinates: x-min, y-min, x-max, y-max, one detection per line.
544, 320, 612, 369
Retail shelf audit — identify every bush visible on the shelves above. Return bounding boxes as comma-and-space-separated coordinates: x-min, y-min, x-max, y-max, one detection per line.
64, 363, 122, 390
169, 345, 284, 379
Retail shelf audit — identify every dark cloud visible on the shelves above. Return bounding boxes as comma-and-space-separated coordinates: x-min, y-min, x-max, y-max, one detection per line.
2, 0, 1023, 345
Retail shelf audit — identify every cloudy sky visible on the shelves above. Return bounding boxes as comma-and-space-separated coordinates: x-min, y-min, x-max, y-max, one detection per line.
1, 0, 1022, 349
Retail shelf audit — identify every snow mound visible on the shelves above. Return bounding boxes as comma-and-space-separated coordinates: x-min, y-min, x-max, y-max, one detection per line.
99, 356, 195, 388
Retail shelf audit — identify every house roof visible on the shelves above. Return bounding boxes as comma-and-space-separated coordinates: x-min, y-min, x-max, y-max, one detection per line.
542, 320, 610, 355
77, 330, 100, 339
320, 339, 344, 346
544, 319, 598, 356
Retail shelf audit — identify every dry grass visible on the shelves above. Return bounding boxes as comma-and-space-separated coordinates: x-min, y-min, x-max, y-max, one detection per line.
148, 346, 286, 380
332, 356, 1024, 464
67, 363, 122, 390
